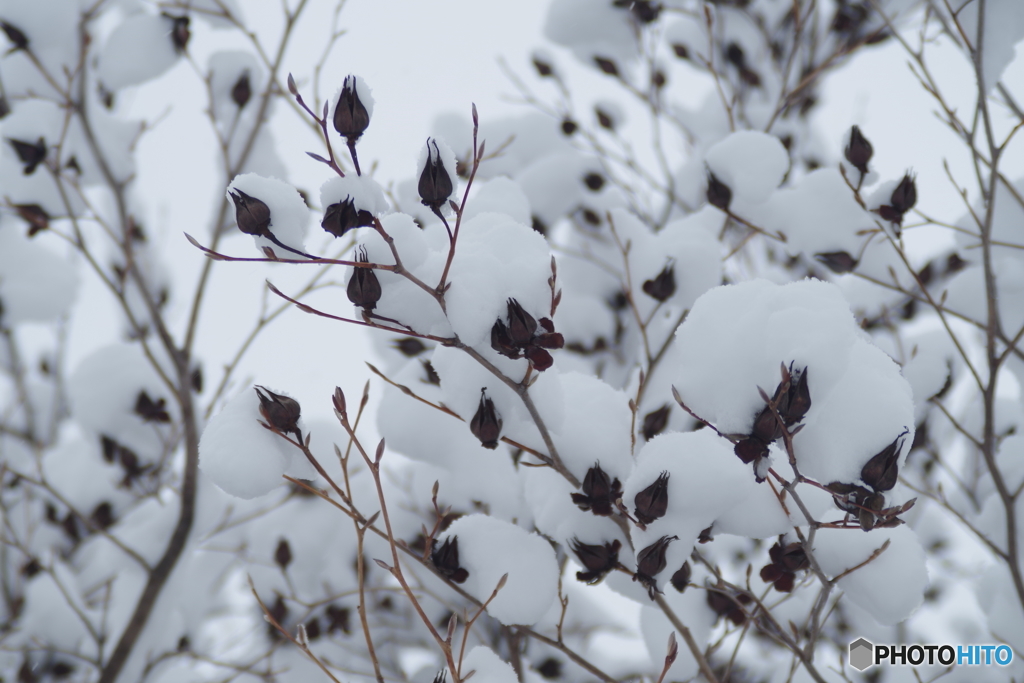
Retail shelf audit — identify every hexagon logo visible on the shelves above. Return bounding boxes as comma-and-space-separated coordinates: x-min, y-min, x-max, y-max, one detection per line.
849, 638, 874, 671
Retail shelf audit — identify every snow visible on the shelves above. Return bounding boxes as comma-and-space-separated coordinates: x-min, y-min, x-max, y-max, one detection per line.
0, 222, 77, 324
198, 387, 301, 499
97, 13, 181, 91
227, 173, 310, 257
544, 0, 637, 67
462, 176, 532, 226
320, 174, 390, 216
705, 130, 790, 206
460, 646, 518, 683
208, 50, 263, 126
956, 0, 1024, 92
640, 588, 715, 681
550, 372, 633, 483
437, 514, 559, 625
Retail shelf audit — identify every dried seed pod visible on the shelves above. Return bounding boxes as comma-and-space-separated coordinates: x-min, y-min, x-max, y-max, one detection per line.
14, 204, 50, 237
570, 538, 621, 584
162, 13, 190, 53
750, 404, 780, 444
333, 75, 371, 140
231, 71, 252, 109
733, 437, 768, 465
8, 137, 47, 175
858, 491, 886, 531
571, 463, 622, 516
325, 604, 350, 634
347, 247, 382, 311
490, 318, 520, 359
254, 385, 302, 441
274, 538, 293, 569
135, 391, 171, 423
229, 189, 271, 236
633, 535, 677, 599
844, 125, 873, 174
392, 337, 427, 357
641, 404, 671, 441
506, 299, 538, 345
706, 590, 752, 625
469, 389, 502, 449
781, 365, 811, 424
90, 502, 115, 530
861, 433, 905, 492
877, 172, 917, 226
418, 138, 454, 211
641, 264, 676, 302
583, 172, 605, 191
532, 56, 554, 77
670, 561, 691, 592
706, 170, 732, 212
524, 345, 554, 372
0, 20, 29, 51
815, 251, 857, 274
430, 536, 469, 583
322, 197, 374, 237
593, 56, 619, 76
634, 471, 670, 525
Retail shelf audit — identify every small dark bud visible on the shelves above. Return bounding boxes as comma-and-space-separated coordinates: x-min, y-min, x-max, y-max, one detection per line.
524, 345, 554, 371
707, 590, 752, 625
506, 298, 538, 345
531, 215, 548, 235
51, 661, 74, 679
8, 137, 47, 175
725, 42, 746, 67
641, 263, 676, 302
671, 43, 689, 60
191, 367, 204, 393
333, 75, 371, 140
561, 118, 578, 136
858, 491, 886, 531
431, 536, 469, 583
877, 172, 916, 226
594, 56, 619, 76
633, 535, 677, 599
491, 318, 520, 359
533, 57, 554, 77
101, 435, 119, 463
229, 189, 271, 236
571, 463, 623, 516
595, 106, 615, 130
325, 604, 351, 634
844, 125, 873, 175
698, 525, 714, 543
422, 360, 441, 385
861, 433, 905, 492
254, 385, 302, 441
815, 251, 857, 273
733, 437, 768, 464
750, 404, 780, 444
418, 138, 454, 211
470, 389, 502, 449
633, 471, 670, 525
580, 207, 601, 226
14, 204, 49, 237
347, 247, 382, 311
90, 502, 115, 530
534, 331, 565, 351
322, 197, 374, 237
304, 617, 321, 641
22, 557, 42, 577
536, 658, 562, 679
267, 594, 288, 640
782, 366, 811, 424
652, 70, 666, 89
1, 20, 29, 51
274, 538, 293, 569
583, 172, 605, 191
641, 404, 670, 441
706, 170, 732, 211
393, 337, 427, 357
162, 13, 190, 53
570, 537, 621, 584
231, 71, 252, 109
669, 561, 691, 592
135, 391, 171, 423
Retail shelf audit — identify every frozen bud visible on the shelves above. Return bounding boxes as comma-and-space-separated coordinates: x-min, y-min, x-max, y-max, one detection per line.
561, 117, 578, 136
274, 538, 293, 569
322, 197, 374, 238
670, 561, 691, 592
254, 385, 302, 440
0, 20, 28, 51
860, 433, 905, 492
878, 172, 917, 225
333, 75, 371, 140
229, 189, 271, 236
14, 204, 49, 237
642, 404, 670, 440
570, 538, 621, 584
135, 391, 171, 423
593, 56, 619, 76
583, 172, 605, 191
162, 13, 190, 53
633, 535, 677, 599
347, 247, 382, 311
430, 536, 469, 583
782, 366, 811, 424
815, 251, 857, 274
393, 337, 427, 357
571, 463, 623, 516
8, 137, 47, 175
418, 138, 454, 211
706, 170, 732, 211
506, 298, 538, 345
844, 125, 873, 174
469, 389, 502, 449
642, 263, 676, 302
634, 471, 670, 525
231, 71, 252, 109
490, 318, 521, 359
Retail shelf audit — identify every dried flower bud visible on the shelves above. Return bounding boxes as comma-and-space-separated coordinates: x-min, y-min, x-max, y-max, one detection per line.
634, 471, 670, 525
254, 385, 302, 441
537, 658, 561, 679
14, 204, 49, 237
393, 337, 427, 357
274, 538, 292, 569
641, 264, 676, 302
844, 125, 873, 174
672, 43, 689, 59
750, 404, 780, 444
533, 56, 554, 77
707, 590, 751, 625
506, 298, 538, 345
571, 463, 623, 516
877, 172, 916, 226
783, 366, 811, 424
706, 170, 732, 212
135, 391, 171, 423
561, 117, 578, 136
725, 42, 746, 67
633, 535, 677, 599
858, 491, 885, 531
469, 389, 502, 449
625, 0, 662, 23
8, 137, 46, 175
322, 197, 374, 238
1, 21, 28, 51
815, 251, 857, 274
583, 172, 605, 191
305, 617, 321, 641
162, 13, 190, 53
594, 56, 619, 76
670, 561, 691, 592
570, 537, 621, 584
267, 594, 288, 640
333, 75, 371, 140
524, 345, 554, 372
860, 433, 904, 492
734, 437, 768, 465
229, 189, 271, 236
431, 536, 469, 583
91, 501, 115, 530
490, 318, 520, 359
422, 360, 440, 385
418, 138, 454, 211
325, 604, 350, 634
642, 404, 670, 441
347, 247, 382, 311
231, 71, 252, 109
596, 106, 615, 129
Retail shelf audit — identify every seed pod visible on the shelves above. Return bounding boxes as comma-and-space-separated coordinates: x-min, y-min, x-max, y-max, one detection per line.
533, 56, 554, 77
815, 251, 858, 274
877, 172, 917, 226
706, 590, 751, 625
844, 125, 873, 175
422, 360, 440, 385
231, 71, 252, 109
229, 189, 271, 236
570, 463, 622, 516
861, 433, 904, 492
783, 366, 811, 424
469, 389, 502, 449
274, 538, 293, 569
490, 319, 521, 359
626, 0, 661, 23
393, 337, 427, 357
524, 345, 554, 372
322, 197, 374, 238
706, 170, 732, 212
325, 604, 350, 634
641, 264, 676, 302
430, 536, 469, 583
561, 118, 578, 135
570, 538, 621, 584
135, 391, 171, 423
91, 502, 115, 530
593, 56, 619, 76
347, 247, 382, 311
162, 13, 190, 53
0, 20, 29, 51
670, 561, 691, 592
733, 437, 768, 464
8, 137, 47, 175
254, 385, 302, 441
583, 172, 605, 191
634, 471, 670, 525
506, 299, 538, 345
858, 491, 886, 531
14, 204, 49, 237
333, 75, 371, 140
418, 138, 454, 211
633, 535, 677, 599
750, 404, 780, 444
642, 404, 670, 441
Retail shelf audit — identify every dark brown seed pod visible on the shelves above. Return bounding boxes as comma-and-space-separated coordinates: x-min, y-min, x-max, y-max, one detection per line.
162, 13, 190, 53
633, 535, 677, 599
430, 536, 469, 583
506, 299, 538, 346
322, 197, 374, 238
231, 71, 252, 109
254, 385, 302, 441
641, 264, 676, 302
274, 538, 292, 569
634, 471, 670, 525
347, 247, 382, 311
669, 561, 691, 592
861, 433, 905, 492
706, 170, 732, 212
469, 389, 502, 449
418, 138, 454, 211
333, 75, 371, 140
593, 56, 619, 76
490, 318, 521, 359
570, 538, 621, 584
14, 204, 49, 237
641, 404, 671, 441
229, 189, 271, 236
844, 125, 873, 175
0, 21, 29, 51
815, 251, 858, 274
392, 337, 427, 357
135, 391, 171, 423
570, 463, 623, 516
8, 137, 47, 175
